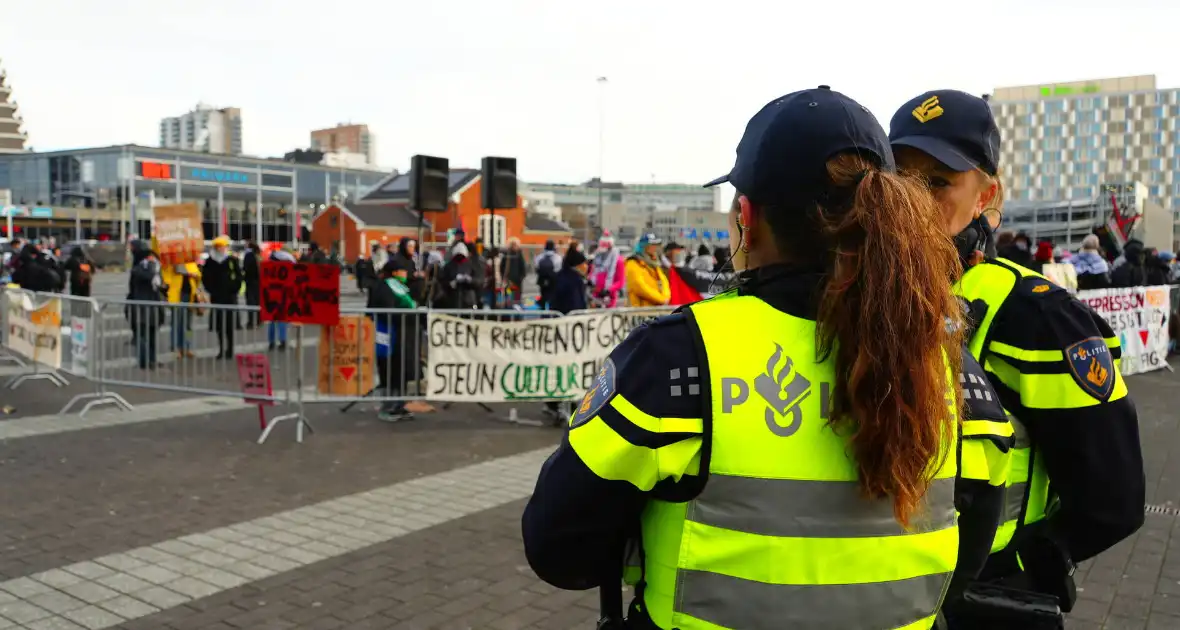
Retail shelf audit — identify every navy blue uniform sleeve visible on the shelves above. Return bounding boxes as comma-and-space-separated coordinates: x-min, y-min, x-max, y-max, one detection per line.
984, 281, 1145, 564
951, 347, 1010, 598
522, 313, 706, 590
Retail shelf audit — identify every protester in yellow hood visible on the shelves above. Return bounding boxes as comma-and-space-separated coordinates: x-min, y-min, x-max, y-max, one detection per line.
624, 232, 671, 307
152, 237, 202, 358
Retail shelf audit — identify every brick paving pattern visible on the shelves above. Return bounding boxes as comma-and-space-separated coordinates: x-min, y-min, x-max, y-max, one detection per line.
114, 499, 603, 630
0, 404, 557, 580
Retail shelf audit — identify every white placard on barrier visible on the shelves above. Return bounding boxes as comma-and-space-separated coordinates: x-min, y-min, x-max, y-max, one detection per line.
3, 289, 63, 370
1077, 286, 1172, 376
425, 308, 673, 402
70, 316, 90, 377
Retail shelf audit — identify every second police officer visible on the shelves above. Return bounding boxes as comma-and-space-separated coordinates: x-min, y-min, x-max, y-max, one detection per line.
889, 90, 1146, 622
523, 86, 1015, 630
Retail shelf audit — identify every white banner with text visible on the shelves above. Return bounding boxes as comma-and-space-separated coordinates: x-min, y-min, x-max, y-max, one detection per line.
426, 308, 674, 402
3, 289, 63, 370
1077, 285, 1173, 376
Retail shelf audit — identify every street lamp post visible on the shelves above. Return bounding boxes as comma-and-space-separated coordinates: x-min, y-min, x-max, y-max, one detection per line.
596, 76, 608, 242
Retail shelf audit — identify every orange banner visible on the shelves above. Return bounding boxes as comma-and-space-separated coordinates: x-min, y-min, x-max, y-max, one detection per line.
153, 203, 204, 267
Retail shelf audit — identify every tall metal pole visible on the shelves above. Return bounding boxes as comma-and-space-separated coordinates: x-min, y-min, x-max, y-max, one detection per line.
256, 166, 263, 244
596, 76, 607, 243
290, 169, 298, 248
128, 149, 137, 240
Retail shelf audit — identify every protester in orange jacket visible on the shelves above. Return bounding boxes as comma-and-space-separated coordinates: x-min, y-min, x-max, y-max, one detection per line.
624, 233, 671, 307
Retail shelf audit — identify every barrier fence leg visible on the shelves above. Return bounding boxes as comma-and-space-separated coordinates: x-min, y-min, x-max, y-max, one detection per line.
58, 300, 133, 417
257, 324, 314, 445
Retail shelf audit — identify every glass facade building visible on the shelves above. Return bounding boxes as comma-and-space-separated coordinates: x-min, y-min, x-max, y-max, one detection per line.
991, 75, 1180, 233
0, 144, 389, 241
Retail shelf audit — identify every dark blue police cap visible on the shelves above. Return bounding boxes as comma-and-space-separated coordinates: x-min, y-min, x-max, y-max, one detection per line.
704, 86, 894, 207
889, 90, 1001, 175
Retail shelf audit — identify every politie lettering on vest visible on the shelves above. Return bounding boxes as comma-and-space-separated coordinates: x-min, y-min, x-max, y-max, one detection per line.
720, 343, 832, 437
523, 86, 1004, 630
890, 88, 1144, 622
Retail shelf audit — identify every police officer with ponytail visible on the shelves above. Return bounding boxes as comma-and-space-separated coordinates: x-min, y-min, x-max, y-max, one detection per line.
523, 86, 1012, 630
889, 90, 1145, 622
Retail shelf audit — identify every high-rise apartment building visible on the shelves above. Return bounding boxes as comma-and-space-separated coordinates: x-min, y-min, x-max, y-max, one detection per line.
0, 59, 28, 154
310, 123, 375, 167
990, 75, 1180, 231
159, 103, 243, 156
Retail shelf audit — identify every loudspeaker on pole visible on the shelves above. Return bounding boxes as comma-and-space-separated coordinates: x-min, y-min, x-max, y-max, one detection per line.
409, 155, 450, 212
481, 157, 518, 210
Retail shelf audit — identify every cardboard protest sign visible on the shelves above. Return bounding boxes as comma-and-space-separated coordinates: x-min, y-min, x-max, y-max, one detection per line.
153, 203, 204, 267
317, 316, 375, 396
260, 261, 340, 326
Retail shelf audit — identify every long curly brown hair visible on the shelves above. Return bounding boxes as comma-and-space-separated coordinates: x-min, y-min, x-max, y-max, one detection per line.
765, 152, 964, 528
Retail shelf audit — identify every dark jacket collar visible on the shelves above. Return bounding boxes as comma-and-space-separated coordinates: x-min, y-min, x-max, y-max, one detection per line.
736, 263, 825, 320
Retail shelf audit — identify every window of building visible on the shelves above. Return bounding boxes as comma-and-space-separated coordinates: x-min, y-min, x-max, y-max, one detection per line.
478, 214, 507, 248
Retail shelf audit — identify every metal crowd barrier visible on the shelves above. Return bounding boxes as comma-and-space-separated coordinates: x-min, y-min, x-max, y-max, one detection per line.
2, 294, 681, 426
7, 281, 1176, 440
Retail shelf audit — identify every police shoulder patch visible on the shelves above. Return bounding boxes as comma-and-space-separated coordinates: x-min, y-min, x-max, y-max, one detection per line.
1064, 336, 1116, 401
570, 358, 617, 429
1016, 276, 1064, 299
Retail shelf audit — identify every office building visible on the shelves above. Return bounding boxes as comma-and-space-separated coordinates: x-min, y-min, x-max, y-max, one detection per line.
989, 75, 1180, 234
0, 59, 28, 154
0, 144, 388, 242
159, 103, 244, 156
528, 179, 723, 247
310, 123, 375, 167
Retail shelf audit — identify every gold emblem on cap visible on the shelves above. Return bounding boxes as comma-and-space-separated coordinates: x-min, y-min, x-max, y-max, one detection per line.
912, 96, 944, 123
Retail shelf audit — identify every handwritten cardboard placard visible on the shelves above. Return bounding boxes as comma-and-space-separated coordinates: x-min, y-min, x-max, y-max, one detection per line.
236, 353, 275, 405
260, 261, 341, 326
153, 203, 204, 267
317, 316, 375, 396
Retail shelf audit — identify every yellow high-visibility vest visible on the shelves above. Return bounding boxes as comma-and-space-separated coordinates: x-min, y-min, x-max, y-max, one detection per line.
636, 293, 960, 629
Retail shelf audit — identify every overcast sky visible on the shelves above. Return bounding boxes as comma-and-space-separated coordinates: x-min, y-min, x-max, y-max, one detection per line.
3, 0, 1178, 188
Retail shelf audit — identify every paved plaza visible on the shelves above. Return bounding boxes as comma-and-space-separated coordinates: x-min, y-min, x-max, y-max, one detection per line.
0, 272, 1174, 629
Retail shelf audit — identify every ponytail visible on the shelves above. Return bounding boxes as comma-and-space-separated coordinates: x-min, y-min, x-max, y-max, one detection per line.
767, 152, 964, 527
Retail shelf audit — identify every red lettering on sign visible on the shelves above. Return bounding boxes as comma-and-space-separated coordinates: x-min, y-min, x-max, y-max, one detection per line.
141, 161, 173, 179
259, 261, 340, 326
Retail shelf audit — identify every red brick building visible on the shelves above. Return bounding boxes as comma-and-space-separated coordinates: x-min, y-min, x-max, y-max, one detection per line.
309, 205, 431, 261
355, 168, 573, 250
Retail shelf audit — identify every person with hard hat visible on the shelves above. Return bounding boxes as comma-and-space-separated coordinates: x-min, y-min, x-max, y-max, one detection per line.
523, 86, 1011, 629
888, 89, 1144, 620
201, 235, 243, 359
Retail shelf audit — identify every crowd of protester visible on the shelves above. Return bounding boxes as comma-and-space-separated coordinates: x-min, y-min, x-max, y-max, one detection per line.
993, 230, 1179, 290
2, 237, 95, 297
348, 228, 738, 315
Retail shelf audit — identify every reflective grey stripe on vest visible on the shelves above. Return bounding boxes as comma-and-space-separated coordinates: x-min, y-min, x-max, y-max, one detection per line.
1004, 482, 1028, 523
1004, 416, 1032, 524
688, 475, 957, 538
679, 569, 950, 630
1010, 416, 1032, 449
